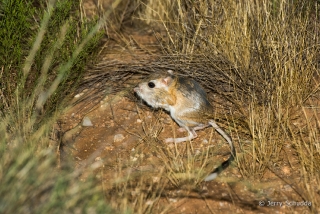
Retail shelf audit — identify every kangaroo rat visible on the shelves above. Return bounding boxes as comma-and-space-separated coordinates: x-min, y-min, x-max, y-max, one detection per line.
134, 70, 235, 181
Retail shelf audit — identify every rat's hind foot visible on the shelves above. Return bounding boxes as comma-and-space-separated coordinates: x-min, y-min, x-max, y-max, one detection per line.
177, 127, 186, 132
164, 130, 197, 143
165, 137, 190, 143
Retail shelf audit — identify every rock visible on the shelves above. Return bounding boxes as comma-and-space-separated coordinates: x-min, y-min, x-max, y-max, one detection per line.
152, 176, 160, 183
82, 116, 93, 126
282, 166, 291, 175
202, 139, 209, 144
114, 134, 125, 143
146, 200, 154, 205
168, 198, 178, 203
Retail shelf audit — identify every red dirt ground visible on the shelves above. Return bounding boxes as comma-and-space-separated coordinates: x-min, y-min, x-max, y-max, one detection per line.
60, 90, 314, 213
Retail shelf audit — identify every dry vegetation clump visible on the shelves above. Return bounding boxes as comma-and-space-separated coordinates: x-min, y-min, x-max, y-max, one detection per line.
0, 0, 124, 213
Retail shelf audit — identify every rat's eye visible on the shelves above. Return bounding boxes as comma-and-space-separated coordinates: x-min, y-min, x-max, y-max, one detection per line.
148, 82, 155, 88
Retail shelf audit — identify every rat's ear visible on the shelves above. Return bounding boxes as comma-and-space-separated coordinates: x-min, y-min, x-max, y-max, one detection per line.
162, 70, 175, 86
162, 76, 173, 86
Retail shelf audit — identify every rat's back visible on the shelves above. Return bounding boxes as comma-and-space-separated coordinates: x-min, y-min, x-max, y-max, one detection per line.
169, 76, 213, 127
177, 77, 209, 103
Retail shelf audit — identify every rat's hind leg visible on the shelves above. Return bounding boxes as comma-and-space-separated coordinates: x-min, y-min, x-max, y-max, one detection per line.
165, 128, 197, 143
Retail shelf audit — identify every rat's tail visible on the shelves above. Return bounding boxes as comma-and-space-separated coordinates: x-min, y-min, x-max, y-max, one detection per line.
204, 120, 236, 181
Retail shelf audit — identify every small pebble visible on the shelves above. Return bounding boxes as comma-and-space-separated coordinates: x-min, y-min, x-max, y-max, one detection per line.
222, 193, 228, 197
282, 166, 291, 175
130, 156, 138, 162
82, 117, 93, 126
283, 184, 292, 192
146, 200, 154, 205
114, 134, 125, 143
152, 176, 160, 183
168, 198, 178, 203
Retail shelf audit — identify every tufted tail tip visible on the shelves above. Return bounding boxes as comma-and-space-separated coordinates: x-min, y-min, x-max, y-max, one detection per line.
204, 173, 218, 181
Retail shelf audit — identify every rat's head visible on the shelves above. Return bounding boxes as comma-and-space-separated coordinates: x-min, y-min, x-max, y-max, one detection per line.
134, 70, 177, 111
